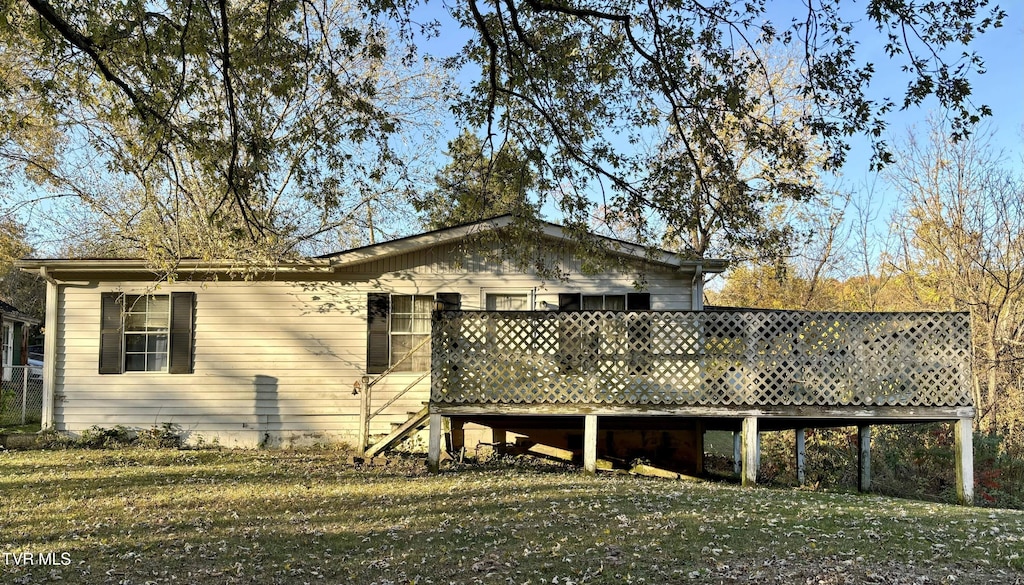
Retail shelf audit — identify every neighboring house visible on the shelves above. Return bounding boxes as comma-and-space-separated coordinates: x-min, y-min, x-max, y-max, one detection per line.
16, 215, 976, 503
0, 299, 41, 382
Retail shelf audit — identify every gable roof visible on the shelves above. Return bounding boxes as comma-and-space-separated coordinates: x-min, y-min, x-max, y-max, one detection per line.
16, 215, 728, 277
322, 215, 729, 273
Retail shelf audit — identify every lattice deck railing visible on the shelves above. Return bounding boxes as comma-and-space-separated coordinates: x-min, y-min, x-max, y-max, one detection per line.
430, 310, 973, 408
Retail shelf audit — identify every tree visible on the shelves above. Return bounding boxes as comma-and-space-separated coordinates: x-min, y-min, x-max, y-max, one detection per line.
0, 0, 448, 262
0, 217, 43, 318
629, 51, 834, 263
448, 0, 1005, 255
887, 120, 1024, 433
0, 0, 1005, 261
415, 130, 540, 229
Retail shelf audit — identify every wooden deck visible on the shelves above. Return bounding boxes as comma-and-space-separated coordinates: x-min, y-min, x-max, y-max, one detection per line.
426, 309, 975, 503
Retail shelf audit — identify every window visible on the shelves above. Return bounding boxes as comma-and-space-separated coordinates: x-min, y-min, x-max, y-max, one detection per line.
478, 289, 535, 312
558, 293, 650, 311
123, 295, 170, 371
485, 292, 531, 311
582, 295, 626, 311
556, 292, 651, 373
99, 292, 195, 375
390, 295, 433, 372
366, 292, 460, 374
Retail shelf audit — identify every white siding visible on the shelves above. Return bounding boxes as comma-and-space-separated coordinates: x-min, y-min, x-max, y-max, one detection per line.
52, 243, 697, 447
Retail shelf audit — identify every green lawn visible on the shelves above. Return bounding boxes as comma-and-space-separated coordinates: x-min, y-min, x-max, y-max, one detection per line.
1, 448, 1022, 584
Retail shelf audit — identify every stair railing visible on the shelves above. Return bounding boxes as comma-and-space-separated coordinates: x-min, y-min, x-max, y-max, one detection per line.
357, 334, 432, 453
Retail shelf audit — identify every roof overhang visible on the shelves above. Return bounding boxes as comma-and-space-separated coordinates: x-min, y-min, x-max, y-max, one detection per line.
16, 258, 334, 282
323, 215, 730, 273
17, 216, 729, 279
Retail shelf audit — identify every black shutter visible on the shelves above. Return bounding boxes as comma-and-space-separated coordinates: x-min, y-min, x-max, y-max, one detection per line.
436, 292, 461, 311
558, 293, 581, 311
168, 292, 196, 374
99, 293, 124, 374
366, 293, 390, 374
626, 293, 651, 310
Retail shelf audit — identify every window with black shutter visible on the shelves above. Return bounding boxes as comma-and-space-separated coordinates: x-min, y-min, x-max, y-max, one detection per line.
557, 293, 647, 311
389, 295, 433, 371
98, 292, 196, 374
367, 292, 458, 374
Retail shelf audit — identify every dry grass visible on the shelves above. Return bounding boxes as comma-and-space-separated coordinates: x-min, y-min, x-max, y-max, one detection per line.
1, 448, 1022, 584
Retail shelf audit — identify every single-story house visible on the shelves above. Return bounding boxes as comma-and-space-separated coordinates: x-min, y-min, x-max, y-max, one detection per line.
16, 216, 976, 503
17, 216, 723, 445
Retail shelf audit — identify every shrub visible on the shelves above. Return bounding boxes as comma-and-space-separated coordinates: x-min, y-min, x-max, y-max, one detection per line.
35, 428, 76, 449
755, 424, 1024, 509
870, 424, 955, 503
78, 425, 135, 448
973, 430, 1024, 508
137, 422, 183, 449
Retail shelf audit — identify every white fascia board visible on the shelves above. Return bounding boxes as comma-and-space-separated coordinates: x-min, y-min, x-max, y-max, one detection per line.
15, 258, 334, 278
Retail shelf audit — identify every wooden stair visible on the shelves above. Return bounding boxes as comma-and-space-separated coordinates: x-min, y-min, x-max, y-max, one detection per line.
363, 406, 429, 458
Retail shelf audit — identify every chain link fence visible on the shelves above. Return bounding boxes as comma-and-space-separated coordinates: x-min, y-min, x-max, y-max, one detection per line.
0, 365, 44, 426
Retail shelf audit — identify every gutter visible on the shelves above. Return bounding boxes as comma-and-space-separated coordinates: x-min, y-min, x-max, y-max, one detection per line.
17, 258, 334, 278
37, 266, 58, 285
691, 264, 704, 311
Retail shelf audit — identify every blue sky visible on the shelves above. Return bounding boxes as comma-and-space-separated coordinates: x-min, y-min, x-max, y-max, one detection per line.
837, 4, 1023, 186
827, 4, 1023, 271
416, 2, 1023, 199
410, 2, 1022, 272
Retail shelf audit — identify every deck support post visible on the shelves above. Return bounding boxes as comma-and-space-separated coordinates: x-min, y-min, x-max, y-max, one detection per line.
755, 432, 762, 471
741, 417, 759, 487
858, 425, 871, 492
583, 415, 598, 474
795, 428, 806, 486
955, 418, 974, 506
491, 428, 507, 454
732, 432, 742, 475
427, 413, 442, 473
695, 420, 705, 474
449, 418, 465, 454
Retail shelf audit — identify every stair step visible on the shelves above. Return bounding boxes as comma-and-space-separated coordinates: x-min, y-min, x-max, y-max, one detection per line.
364, 406, 430, 459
